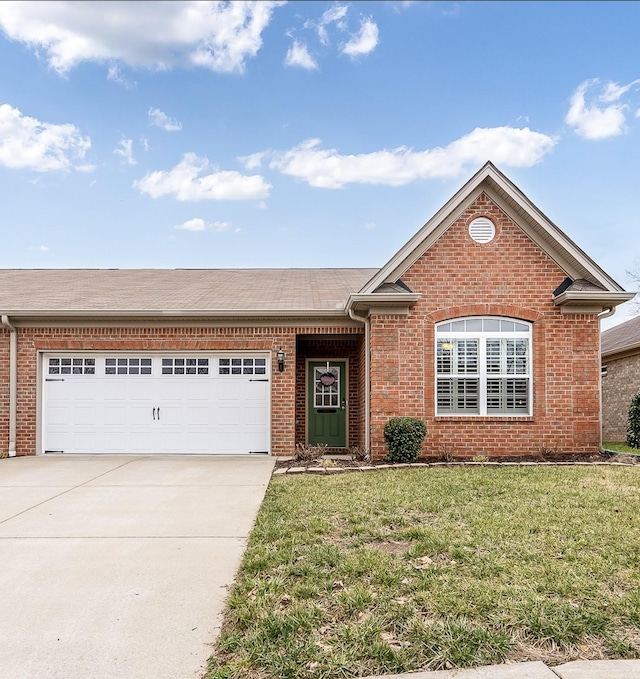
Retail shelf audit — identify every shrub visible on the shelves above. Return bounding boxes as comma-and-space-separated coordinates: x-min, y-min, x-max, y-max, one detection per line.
383, 417, 427, 463
626, 393, 640, 448
293, 442, 328, 462
348, 446, 371, 463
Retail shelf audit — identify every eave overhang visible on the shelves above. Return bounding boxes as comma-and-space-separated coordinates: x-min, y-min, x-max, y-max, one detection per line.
602, 341, 640, 361
346, 292, 421, 316
552, 290, 635, 315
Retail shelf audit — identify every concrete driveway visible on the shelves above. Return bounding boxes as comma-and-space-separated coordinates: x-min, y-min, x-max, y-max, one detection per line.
0, 454, 275, 679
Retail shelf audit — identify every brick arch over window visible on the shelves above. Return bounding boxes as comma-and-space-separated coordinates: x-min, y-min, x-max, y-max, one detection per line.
427, 304, 543, 324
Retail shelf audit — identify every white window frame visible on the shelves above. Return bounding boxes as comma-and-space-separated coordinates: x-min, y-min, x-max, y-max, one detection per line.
435, 317, 533, 416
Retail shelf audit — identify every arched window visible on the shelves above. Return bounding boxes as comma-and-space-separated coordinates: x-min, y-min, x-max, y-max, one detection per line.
436, 317, 532, 416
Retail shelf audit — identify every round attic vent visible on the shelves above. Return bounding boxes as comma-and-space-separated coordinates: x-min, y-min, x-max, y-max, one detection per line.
468, 217, 495, 244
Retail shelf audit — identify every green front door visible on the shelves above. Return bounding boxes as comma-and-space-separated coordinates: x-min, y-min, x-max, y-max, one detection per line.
307, 360, 347, 447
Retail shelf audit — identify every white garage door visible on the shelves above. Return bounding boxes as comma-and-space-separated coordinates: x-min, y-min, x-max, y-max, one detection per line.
42, 354, 270, 455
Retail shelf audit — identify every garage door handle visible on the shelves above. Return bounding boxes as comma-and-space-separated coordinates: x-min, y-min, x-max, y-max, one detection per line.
249, 378, 269, 382
157, 407, 160, 420
152, 407, 156, 420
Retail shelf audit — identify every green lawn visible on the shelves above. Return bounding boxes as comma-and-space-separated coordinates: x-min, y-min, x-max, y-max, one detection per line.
603, 442, 640, 455
206, 467, 640, 679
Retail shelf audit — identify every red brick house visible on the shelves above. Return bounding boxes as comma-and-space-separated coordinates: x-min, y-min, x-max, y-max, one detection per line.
601, 315, 640, 442
0, 162, 633, 459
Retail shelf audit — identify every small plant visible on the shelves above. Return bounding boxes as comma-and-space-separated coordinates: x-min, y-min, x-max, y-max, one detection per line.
383, 417, 427, 463
627, 393, 640, 449
320, 458, 337, 468
293, 442, 328, 462
438, 445, 455, 462
472, 454, 489, 463
537, 442, 558, 460
348, 445, 371, 463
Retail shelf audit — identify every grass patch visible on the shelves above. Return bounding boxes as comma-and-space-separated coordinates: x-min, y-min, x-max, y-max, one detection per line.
603, 442, 640, 455
206, 467, 640, 678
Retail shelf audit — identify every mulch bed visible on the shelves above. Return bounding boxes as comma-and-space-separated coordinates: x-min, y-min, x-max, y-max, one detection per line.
274, 451, 640, 472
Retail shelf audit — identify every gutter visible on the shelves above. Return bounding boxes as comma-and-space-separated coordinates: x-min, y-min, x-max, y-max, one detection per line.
597, 307, 616, 321
348, 307, 371, 452
1, 315, 17, 457
0, 308, 356, 319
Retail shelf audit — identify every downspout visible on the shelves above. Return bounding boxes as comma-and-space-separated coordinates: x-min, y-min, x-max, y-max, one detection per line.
348, 308, 370, 451
1, 315, 17, 457
596, 307, 614, 452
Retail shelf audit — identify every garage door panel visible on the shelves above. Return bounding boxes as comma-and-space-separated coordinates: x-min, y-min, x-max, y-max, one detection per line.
128, 405, 154, 426
185, 431, 211, 451
72, 432, 97, 452
69, 381, 100, 400
243, 405, 269, 426
43, 353, 270, 455
130, 430, 158, 452
47, 407, 71, 426
102, 430, 131, 452
45, 432, 68, 451
185, 406, 212, 426
103, 406, 129, 426
159, 431, 187, 452
72, 407, 97, 426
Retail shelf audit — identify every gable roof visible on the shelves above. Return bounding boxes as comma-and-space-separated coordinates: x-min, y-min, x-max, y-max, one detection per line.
0, 268, 377, 318
602, 315, 640, 358
345, 162, 633, 316
357, 162, 627, 296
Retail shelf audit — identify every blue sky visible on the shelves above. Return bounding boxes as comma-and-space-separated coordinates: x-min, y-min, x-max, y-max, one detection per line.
0, 1, 639, 328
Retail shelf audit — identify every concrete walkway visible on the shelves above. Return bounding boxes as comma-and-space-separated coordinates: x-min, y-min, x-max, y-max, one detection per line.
363, 659, 640, 678
0, 454, 275, 679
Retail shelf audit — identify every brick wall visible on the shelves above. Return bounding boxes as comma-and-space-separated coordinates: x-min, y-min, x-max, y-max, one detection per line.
602, 353, 640, 441
368, 193, 602, 459
6, 324, 361, 457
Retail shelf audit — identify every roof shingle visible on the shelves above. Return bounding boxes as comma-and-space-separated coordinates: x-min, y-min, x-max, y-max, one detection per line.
602, 314, 640, 356
0, 268, 378, 314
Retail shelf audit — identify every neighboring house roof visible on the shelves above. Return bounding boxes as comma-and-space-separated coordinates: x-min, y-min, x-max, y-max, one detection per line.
602, 314, 640, 359
352, 162, 634, 315
0, 268, 377, 317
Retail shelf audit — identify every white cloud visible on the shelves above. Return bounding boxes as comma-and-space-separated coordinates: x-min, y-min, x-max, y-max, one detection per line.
269, 127, 556, 189
0, 103, 91, 172
148, 107, 182, 132
114, 138, 136, 165
175, 217, 206, 231
285, 40, 317, 70
0, 1, 286, 74
107, 64, 134, 88
239, 150, 267, 170
39, 245, 50, 251
599, 79, 640, 103
140, 137, 150, 152
175, 218, 231, 232
314, 4, 349, 45
565, 78, 640, 140
342, 18, 379, 57
134, 152, 271, 201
